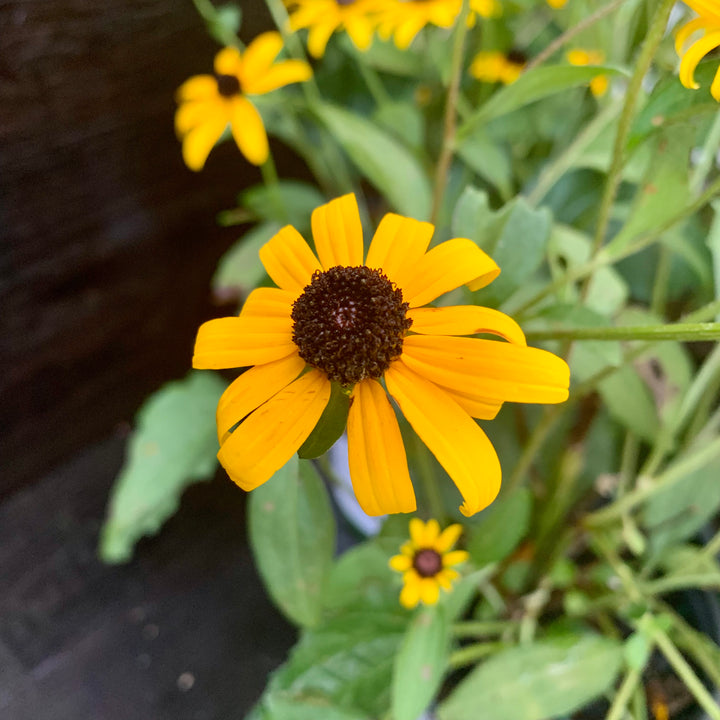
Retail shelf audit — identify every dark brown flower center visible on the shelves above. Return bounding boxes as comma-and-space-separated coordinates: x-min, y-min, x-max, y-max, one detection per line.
413, 548, 442, 578
216, 73, 241, 97
291, 265, 412, 387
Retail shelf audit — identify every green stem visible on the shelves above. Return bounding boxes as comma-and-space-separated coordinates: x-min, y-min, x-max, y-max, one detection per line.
448, 641, 505, 669
690, 108, 720, 196
451, 620, 515, 637
702, 527, 720, 560
431, 0, 471, 225
353, 49, 392, 106
650, 245, 671, 316
525, 322, 720, 343
605, 668, 643, 720
651, 626, 720, 720
260, 150, 287, 223
642, 574, 720, 595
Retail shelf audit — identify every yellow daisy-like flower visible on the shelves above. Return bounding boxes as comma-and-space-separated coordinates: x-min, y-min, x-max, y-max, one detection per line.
192, 194, 570, 517
567, 48, 608, 97
174, 32, 312, 171
389, 518, 469, 608
377, 0, 462, 50
285, 0, 382, 58
676, 0, 720, 101
470, 50, 525, 84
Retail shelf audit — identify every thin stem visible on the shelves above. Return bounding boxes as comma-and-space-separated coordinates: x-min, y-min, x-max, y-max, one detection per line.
448, 641, 505, 669
431, 0, 470, 225
525, 322, 720, 343
451, 620, 515, 637
642, 574, 720, 595
260, 151, 287, 223
690, 108, 720, 196
353, 49, 392, 106
523, 0, 629, 73
605, 668, 643, 720
650, 246, 671, 316
702, 527, 720, 560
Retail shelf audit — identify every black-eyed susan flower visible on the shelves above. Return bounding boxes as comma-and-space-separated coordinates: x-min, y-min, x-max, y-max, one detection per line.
389, 518, 468, 608
470, 50, 525, 84
567, 48, 609, 97
285, 0, 382, 58
676, 0, 720, 101
377, 0, 462, 49
175, 32, 312, 171
192, 194, 570, 517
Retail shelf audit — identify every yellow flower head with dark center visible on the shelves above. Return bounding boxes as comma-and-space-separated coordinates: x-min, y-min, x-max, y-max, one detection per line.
567, 48, 609, 97
389, 518, 469, 608
174, 32, 312, 171
376, 0, 463, 49
192, 194, 570, 518
285, 0, 383, 58
470, 50, 526, 84
676, 0, 720, 101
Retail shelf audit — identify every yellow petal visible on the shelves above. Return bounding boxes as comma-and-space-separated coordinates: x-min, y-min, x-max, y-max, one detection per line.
711, 65, 720, 101
175, 98, 224, 137
218, 369, 331, 490
393, 17, 427, 49
311, 194, 364, 269
307, 21, 337, 58
243, 59, 313, 95
401, 335, 570, 404
590, 75, 609, 97
193, 316, 295, 368
407, 306, 526, 345
685, 0, 720, 25
259, 225, 321, 294
216, 352, 306, 443
214, 46, 243, 76
176, 75, 217, 102
420, 578, 440, 605
679, 32, 720, 90
409, 517, 426, 547
443, 550, 470, 567
389, 554, 413, 572
229, 96, 268, 166
435, 523, 463, 552
181, 112, 228, 171
344, 15, 375, 50
347, 379, 416, 516
675, 18, 708, 55
567, 48, 590, 66
240, 287, 295, 318
239, 31, 283, 85
437, 568, 459, 589
401, 238, 500, 307
422, 518, 441, 547
385, 361, 502, 517
439, 387, 503, 421
400, 575, 421, 608
366, 213, 434, 291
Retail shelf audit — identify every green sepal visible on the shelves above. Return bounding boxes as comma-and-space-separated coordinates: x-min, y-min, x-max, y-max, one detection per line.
298, 382, 351, 459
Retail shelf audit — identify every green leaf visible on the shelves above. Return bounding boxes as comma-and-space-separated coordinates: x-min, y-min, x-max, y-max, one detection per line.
462, 65, 629, 130
262, 694, 369, 720
438, 634, 624, 720
298, 383, 351, 460
456, 134, 513, 201
392, 605, 450, 720
467, 488, 532, 567
100, 371, 226, 563
314, 103, 432, 219
212, 221, 281, 297
240, 181, 325, 231
373, 101, 425, 152
249, 457, 336, 628
451, 186, 494, 240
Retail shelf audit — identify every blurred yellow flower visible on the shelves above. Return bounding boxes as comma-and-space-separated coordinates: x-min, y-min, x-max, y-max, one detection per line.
193, 194, 569, 518
546, 0, 569, 7
468, 0, 502, 23
389, 519, 469, 608
174, 33, 312, 170
285, 0, 382, 58
567, 48, 608, 97
675, 0, 720, 100
470, 50, 525, 84
377, 0, 462, 49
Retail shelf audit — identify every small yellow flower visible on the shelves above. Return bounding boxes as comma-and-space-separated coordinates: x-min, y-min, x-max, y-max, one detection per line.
192, 194, 570, 518
470, 50, 525, 84
174, 32, 312, 171
377, 0, 463, 49
546, 0, 569, 8
285, 0, 382, 58
567, 48, 608, 97
389, 519, 469, 608
675, 0, 720, 101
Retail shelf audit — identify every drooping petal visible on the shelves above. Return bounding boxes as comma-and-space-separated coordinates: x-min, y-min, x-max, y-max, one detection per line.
385, 361, 502, 517
393, 17, 427, 49
347, 379, 416, 516
259, 225, 321, 294
181, 112, 229, 171
218, 369, 331, 490
401, 335, 570, 405
175, 98, 225, 137
243, 59, 313, 95
389, 554, 413, 572
401, 238, 500, 307
675, 17, 707, 55
216, 352, 306, 443
311, 194, 364, 269
435, 523, 463, 553
365, 213, 434, 291
407, 306, 526, 345
229, 96, 268, 166
307, 21, 338, 58
239, 287, 295, 319
176, 75, 217, 102
420, 578, 440, 605
344, 15, 376, 50
193, 316, 295, 368
679, 32, 720, 90
711, 64, 720, 101
214, 46, 243, 76
238, 31, 283, 86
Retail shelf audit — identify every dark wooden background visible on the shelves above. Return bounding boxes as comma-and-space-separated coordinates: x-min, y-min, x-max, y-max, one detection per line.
0, 0, 280, 499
